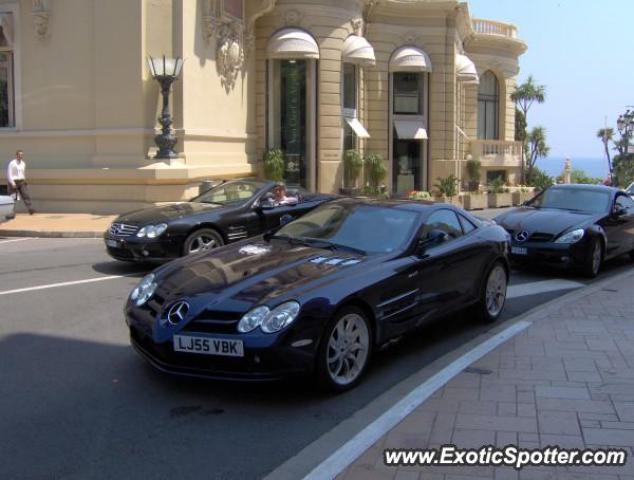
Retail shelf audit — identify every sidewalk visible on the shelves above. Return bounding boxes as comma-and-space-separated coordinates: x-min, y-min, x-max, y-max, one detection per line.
0, 213, 116, 238
338, 269, 634, 480
0, 207, 510, 239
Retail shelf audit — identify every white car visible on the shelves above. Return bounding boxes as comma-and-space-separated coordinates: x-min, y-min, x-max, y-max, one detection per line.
0, 194, 15, 223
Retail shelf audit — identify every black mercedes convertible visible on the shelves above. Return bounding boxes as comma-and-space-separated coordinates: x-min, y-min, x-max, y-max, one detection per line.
495, 184, 634, 277
104, 179, 336, 262
125, 198, 511, 391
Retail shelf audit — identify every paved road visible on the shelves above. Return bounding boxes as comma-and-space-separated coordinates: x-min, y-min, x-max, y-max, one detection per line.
0, 237, 632, 480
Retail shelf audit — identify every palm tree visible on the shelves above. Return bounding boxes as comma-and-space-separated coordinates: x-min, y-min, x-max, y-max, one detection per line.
527, 126, 550, 181
511, 76, 546, 118
511, 76, 546, 183
597, 127, 614, 174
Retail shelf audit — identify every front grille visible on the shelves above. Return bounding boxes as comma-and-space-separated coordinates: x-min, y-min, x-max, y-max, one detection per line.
109, 223, 139, 237
183, 309, 242, 334
529, 232, 554, 242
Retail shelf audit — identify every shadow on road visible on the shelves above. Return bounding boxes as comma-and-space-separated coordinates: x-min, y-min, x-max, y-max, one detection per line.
0, 310, 486, 479
91, 260, 154, 278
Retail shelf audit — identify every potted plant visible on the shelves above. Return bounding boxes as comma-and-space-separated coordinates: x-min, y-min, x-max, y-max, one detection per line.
462, 159, 485, 209
487, 176, 512, 208
433, 174, 460, 206
340, 149, 363, 195
263, 149, 285, 182
511, 186, 532, 206
465, 159, 481, 192
462, 191, 486, 210
364, 152, 387, 197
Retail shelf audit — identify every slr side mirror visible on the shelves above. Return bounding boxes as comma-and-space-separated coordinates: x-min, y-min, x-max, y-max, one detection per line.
613, 206, 627, 217
415, 229, 449, 256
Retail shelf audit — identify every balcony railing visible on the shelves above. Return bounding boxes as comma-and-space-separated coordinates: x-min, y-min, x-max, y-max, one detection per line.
470, 140, 522, 167
472, 19, 518, 39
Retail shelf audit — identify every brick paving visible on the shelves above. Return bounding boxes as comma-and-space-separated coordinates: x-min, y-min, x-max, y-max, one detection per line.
339, 270, 634, 480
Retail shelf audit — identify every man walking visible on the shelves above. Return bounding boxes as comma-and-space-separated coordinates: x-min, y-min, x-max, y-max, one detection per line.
7, 150, 35, 215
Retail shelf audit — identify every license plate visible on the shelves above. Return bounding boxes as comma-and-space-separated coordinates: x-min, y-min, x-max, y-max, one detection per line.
511, 246, 528, 256
105, 239, 119, 248
173, 335, 244, 357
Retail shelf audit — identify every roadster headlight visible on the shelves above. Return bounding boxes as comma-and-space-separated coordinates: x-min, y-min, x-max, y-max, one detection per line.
237, 301, 301, 334
261, 302, 301, 333
137, 223, 168, 239
237, 306, 270, 333
129, 273, 157, 307
554, 228, 585, 244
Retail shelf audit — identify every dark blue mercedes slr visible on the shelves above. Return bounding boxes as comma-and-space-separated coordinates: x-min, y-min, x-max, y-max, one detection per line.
125, 198, 511, 391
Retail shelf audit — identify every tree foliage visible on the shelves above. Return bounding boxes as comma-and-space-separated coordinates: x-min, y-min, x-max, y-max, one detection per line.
526, 127, 550, 181
527, 167, 554, 192
612, 154, 634, 188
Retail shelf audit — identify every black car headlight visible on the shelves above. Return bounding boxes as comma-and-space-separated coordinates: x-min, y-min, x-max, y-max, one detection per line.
237, 301, 301, 334
554, 228, 584, 244
130, 273, 158, 307
137, 223, 168, 239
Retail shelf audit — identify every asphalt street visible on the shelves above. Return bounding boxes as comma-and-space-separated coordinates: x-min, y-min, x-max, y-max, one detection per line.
1, 237, 632, 480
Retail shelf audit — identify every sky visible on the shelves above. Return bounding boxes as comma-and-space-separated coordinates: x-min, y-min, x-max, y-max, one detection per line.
468, 0, 634, 161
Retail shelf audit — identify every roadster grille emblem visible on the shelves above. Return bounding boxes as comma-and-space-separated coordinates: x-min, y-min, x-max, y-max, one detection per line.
167, 301, 190, 326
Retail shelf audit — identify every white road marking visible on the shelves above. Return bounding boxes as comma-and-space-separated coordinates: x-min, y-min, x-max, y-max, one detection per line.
0, 275, 130, 296
0, 237, 34, 245
303, 320, 532, 480
507, 279, 584, 299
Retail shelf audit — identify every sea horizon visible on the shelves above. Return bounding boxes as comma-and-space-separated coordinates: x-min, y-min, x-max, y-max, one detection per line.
537, 157, 609, 180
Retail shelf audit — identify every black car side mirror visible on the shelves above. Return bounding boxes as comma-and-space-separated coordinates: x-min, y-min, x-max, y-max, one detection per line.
613, 206, 627, 217
415, 229, 449, 256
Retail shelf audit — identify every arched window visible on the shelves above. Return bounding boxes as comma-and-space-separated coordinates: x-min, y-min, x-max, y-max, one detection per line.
478, 71, 499, 140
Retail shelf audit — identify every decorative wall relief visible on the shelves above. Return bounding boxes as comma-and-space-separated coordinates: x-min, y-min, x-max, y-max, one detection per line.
32, 0, 50, 41
202, 0, 245, 93
350, 18, 364, 36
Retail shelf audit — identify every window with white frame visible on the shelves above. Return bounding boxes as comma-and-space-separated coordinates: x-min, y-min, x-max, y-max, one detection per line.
477, 70, 499, 140
0, 13, 14, 128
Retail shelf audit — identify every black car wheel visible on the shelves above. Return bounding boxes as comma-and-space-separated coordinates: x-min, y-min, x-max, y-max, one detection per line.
316, 306, 372, 392
475, 261, 508, 323
629, 250, 634, 261
183, 228, 224, 255
580, 238, 602, 278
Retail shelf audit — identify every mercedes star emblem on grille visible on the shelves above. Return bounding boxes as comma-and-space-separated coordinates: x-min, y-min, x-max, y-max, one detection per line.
167, 301, 190, 326
515, 231, 529, 243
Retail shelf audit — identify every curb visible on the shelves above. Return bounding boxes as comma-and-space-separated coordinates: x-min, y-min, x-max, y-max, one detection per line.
0, 229, 103, 238
264, 267, 634, 480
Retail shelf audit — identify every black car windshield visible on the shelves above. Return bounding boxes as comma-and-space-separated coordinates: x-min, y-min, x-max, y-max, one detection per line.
528, 188, 611, 214
275, 203, 419, 254
191, 181, 265, 205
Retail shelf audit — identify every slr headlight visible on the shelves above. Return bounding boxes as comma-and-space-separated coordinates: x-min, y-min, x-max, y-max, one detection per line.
237, 306, 270, 333
137, 223, 168, 239
555, 228, 585, 244
237, 301, 301, 334
130, 273, 158, 307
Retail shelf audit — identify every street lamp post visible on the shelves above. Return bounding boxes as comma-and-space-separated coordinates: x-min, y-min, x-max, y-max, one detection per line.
148, 55, 184, 159
617, 109, 634, 157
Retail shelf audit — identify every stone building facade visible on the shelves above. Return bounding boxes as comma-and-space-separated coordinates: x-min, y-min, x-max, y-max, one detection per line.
0, 0, 526, 213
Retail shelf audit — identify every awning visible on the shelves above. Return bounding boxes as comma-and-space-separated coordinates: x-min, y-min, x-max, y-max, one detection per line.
267, 28, 319, 60
390, 46, 432, 72
456, 54, 479, 84
344, 117, 370, 138
394, 119, 427, 140
342, 35, 376, 67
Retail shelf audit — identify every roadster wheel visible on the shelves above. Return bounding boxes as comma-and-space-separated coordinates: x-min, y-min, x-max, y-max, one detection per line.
580, 238, 602, 278
316, 307, 372, 392
475, 261, 508, 323
183, 228, 224, 255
